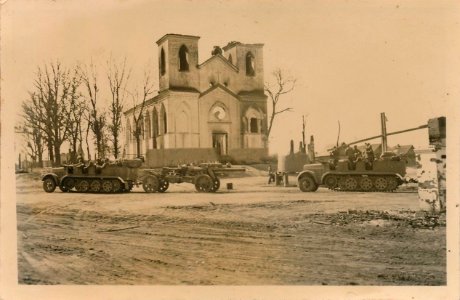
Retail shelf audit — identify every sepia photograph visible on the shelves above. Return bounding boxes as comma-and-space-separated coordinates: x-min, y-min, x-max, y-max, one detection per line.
1, 0, 459, 299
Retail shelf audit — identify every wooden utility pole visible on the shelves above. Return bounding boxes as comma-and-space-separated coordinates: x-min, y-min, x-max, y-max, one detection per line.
302, 115, 306, 153
380, 112, 388, 153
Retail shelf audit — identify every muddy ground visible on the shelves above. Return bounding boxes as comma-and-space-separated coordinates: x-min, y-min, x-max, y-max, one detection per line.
16, 170, 445, 285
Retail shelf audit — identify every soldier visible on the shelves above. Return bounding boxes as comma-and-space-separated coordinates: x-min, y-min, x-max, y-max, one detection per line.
345, 144, 355, 170
353, 145, 363, 161
365, 143, 375, 169
75, 156, 84, 167
268, 165, 275, 184
329, 146, 339, 169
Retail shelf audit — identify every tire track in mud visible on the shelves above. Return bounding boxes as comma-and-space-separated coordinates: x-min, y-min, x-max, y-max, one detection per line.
17, 199, 446, 285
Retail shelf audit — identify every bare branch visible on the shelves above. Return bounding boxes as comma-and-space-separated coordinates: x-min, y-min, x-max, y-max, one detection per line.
264, 68, 297, 138
274, 107, 293, 115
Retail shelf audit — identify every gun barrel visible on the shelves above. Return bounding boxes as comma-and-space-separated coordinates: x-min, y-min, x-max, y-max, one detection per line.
212, 167, 246, 173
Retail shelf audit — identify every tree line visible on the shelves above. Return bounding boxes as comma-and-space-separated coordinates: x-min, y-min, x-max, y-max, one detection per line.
20, 58, 295, 168
20, 58, 154, 167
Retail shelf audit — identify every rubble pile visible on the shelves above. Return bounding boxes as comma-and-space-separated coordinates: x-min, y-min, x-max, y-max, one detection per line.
327, 210, 446, 229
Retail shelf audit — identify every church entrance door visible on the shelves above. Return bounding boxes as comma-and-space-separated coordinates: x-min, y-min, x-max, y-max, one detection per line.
212, 133, 227, 156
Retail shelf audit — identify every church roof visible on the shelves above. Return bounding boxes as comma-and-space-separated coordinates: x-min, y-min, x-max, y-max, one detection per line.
222, 41, 264, 51
156, 33, 200, 45
168, 86, 200, 93
199, 83, 240, 99
198, 54, 239, 72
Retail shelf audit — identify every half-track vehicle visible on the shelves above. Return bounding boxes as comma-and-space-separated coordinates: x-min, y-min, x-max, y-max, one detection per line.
41, 160, 244, 194
297, 154, 406, 192
41, 159, 146, 193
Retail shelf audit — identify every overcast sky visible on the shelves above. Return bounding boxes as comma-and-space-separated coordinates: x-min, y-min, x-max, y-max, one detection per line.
2, 0, 459, 155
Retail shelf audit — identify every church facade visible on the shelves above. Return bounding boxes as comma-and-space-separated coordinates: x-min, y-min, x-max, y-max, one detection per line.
124, 33, 268, 163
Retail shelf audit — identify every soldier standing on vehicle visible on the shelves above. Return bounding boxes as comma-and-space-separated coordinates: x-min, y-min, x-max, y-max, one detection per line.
365, 143, 375, 169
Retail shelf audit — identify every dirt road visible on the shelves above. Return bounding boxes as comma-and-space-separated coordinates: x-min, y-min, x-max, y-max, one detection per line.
16, 173, 446, 285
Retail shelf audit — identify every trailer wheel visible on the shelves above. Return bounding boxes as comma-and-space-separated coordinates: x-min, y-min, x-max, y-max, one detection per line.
158, 179, 169, 193
298, 175, 318, 192
210, 177, 220, 192
195, 174, 213, 193
143, 175, 159, 193
43, 177, 57, 193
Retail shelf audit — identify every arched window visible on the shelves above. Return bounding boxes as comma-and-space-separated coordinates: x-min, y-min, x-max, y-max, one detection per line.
160, 48, 166, 76
179, 45, 189, 71
160, 104, 167, 134
228, 54, 233, 64
152, 108, 159, 137
126, 119, 132, 141
139, 115, 144, 138
250, 118, 258, 133
246, 52, 255, 76
176, 111, 189, 133
145, 111, 151, 139
244, 106, 262, 133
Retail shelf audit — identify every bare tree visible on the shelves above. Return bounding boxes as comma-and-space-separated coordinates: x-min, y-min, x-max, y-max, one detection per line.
107, 56, 131, 159
128, 67, 156, 158
16, 122, 44, 168
264, 68, 296, 139
82, 109, 92, 161
79, 61, 107, 159
23, 62, 80, 166
66, 92, 87, 163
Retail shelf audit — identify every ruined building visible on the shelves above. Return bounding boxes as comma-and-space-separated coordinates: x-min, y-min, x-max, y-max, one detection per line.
124, 34, 268, 164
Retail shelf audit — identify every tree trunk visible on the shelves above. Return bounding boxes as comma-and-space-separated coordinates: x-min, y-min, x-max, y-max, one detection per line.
54, 143, 61, 166
113, 135, 119, 159
47, 139, 54, 165
136, 136, 141, 158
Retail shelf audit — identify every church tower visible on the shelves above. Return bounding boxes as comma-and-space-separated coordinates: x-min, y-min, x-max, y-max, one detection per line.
156, 34, 200, 92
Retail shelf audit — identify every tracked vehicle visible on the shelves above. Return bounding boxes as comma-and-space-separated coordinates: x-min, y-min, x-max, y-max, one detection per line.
297, 155, 406, 192
41, 160, 243, 194
41, 159, 147, 193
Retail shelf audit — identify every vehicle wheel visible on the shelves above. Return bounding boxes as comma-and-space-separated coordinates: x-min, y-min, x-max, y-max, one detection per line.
298, 176, 318, 192
195, 174, 213, 193
374, 177, 387, 191
112, 180, 122, 193
143, 175, 159, 193
359, 177, 373, 191
76, 180, 90, 192
324, 175, 338, 189
343, 177, 358, 191
386, 176, 398, 191
102, 180, 113, 193
158, 179, 169, 193
90, 180, 101, 192
60, 178, 75, 192
43, 177, 56, 193
210, 177, 220, 192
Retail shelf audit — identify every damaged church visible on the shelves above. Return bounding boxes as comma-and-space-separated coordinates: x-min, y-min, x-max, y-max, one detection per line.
123, 34, 269, 166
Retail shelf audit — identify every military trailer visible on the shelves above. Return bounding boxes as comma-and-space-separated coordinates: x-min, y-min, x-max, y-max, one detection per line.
41, 160, 244, 194
297, 154, 406, 192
